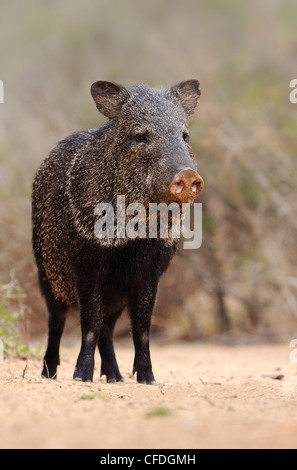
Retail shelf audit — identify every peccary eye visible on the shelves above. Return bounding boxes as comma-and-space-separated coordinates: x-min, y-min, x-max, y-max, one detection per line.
133, 132, 149, 144
183, 131, 190, 143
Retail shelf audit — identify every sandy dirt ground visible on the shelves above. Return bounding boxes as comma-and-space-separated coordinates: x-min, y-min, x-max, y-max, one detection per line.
0, 338, 297, 449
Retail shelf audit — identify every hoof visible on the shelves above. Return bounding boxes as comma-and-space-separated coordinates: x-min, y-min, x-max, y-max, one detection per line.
73, 368, 93, 383
138, 379, 157, 385
107, 377, 125, 383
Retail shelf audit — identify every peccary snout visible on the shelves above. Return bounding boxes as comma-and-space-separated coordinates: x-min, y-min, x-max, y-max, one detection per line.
170, 168, 204, 202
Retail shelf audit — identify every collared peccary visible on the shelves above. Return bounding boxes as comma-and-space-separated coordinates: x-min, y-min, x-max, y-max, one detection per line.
32, 79, 204, 384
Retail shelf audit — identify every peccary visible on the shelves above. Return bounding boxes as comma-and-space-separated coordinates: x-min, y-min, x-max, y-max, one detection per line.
32, 79, 204, 384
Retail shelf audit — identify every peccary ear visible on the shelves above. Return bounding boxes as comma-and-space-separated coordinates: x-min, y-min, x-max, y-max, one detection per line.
170, 79, 201, 116
90, 81, 130, 119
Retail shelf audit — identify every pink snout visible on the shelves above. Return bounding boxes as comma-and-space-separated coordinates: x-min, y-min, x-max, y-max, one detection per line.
170, 169, 204, 202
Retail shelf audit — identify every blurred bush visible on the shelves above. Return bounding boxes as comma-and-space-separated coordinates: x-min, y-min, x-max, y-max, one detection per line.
0, 0, 297, 343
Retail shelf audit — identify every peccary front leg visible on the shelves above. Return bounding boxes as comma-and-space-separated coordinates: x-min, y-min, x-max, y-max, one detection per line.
73, 278, 101, 382
129, 280, 158, 385
98, 309, 124, 383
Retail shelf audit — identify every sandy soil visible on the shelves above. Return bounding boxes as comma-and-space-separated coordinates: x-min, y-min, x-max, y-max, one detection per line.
0, 339, 297, 449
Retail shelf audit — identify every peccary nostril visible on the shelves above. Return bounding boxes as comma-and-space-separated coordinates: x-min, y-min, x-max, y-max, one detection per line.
170, 169, 204, 201
174, 181, 184, 194
192, 181, 199, 193
192, 178, 204, 192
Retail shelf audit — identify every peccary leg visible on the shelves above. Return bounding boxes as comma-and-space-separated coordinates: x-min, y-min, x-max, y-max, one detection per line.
41, 283, 68, 379
129, 280, 158, 385
73, 277, 101, 382
98, 309, 124, 383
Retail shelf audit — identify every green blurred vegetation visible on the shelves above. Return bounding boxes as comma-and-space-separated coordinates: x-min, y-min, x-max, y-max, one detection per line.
0, 273, 43, 358
0, 0, 297, 351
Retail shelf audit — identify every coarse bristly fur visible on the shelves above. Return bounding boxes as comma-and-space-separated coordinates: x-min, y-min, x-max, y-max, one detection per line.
32, 79, 203, 384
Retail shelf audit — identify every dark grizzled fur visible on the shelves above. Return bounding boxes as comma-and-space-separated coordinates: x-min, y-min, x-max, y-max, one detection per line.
32, 79, 201, 384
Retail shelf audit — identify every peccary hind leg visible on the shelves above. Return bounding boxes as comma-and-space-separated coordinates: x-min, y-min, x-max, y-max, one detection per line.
41, 293, 68, 379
